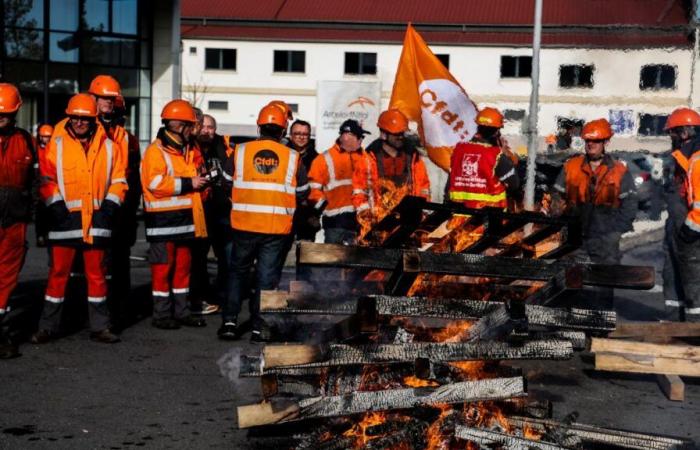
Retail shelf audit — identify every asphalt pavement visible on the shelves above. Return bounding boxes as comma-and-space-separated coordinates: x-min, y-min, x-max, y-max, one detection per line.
0, 225, 698, 449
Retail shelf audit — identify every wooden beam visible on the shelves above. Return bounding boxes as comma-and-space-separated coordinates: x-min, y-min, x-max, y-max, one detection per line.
657, 374, 685, 401
589, 338, 700, 360
594, 353, 700, 377
455, 426, 570, 450
237, 376, 525, 428
260, 340, 573, 371
610, 322, 700, 338
581, 264, 656, 290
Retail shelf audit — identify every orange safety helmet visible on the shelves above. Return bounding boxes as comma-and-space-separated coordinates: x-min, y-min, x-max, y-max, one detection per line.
268, 100, 293, 120
664, 107, 700, 130
65, 93, 98, 117
88, 75, 121, 97
0, 83, 22, 114
257, 104, 288, 128
38, 124, 54, 137
581, 118, 613, 140
377, 109, 409, 134
114, 95, 125, 110
476, 107, 504, 128
161, 99, 197, 123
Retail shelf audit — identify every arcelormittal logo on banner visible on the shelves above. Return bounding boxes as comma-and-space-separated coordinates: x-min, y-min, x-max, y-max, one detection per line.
389, 24, 479, 172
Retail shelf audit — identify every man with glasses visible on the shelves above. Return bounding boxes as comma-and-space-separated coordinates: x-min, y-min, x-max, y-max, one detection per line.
32, 93, 127, 344
0, 83, 35, 358
662, 108, 700, 322
353, 109, 430, 222
552, 118, 636, 309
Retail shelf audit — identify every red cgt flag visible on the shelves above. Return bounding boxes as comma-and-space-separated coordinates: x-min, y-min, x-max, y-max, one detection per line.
390, 24, 478, 172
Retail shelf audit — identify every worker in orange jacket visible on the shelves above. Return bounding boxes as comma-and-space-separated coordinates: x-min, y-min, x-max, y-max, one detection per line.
309, 119, 368, 244
552, 118, 636, 309
88, 76, 141, 325
219, 105, 309, 341
664, 108, 700, 322
0, 83, 35, 359
33, 93, 127, 344
141, 100, 208, 330
353, 109, 430, 219
34, 124, 54, 247
448, 107, 520, 210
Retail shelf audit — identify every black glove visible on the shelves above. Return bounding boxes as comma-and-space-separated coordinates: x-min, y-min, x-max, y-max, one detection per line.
48, 200, 70, 226
678, 223, 700, 244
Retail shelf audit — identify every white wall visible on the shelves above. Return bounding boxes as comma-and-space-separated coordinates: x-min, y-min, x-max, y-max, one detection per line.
182, 38, 692, 153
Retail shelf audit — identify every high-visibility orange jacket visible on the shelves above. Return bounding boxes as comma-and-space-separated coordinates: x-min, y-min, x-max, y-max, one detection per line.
39, 118, 127, 245
683, 151, 700, 234
141, 129, 207, 242
227, 138, 309, 235
0, 126, 34, 227
308, 144, 364, 229
448, 142, 508, 209
352, 139, 430, 213
553, 153, 636, 235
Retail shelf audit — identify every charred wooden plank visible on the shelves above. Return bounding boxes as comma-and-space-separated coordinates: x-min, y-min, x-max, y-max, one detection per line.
369, 195, 427, 248
238, 376, 525, 428
455, 426, 570, 450
465, 301, 528, 341
259, 340, 573, 371
507, 416, 694, 450
581, 264, 656, 290
524, 265, 584, 305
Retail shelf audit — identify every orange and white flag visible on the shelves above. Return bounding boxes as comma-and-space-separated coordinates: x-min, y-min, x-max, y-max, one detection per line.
390, 24, 478, 171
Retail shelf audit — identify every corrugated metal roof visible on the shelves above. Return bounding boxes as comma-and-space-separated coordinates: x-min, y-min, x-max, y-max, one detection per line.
182, 0, 689, 27
181, 24, 689, 48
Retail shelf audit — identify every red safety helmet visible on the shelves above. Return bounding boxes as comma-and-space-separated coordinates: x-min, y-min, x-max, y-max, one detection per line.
161, 99, 197, 123
581, 118, 613, 140
257, 104, 288, 127
268, 100, 294, 120
65, 93, 98, 117
377, 109, 409, 134
664, 107, 700, 131
88, 75, 121, 97
0, 83, 22, 114
38, 124, 54, 137
476, 107, 504, 128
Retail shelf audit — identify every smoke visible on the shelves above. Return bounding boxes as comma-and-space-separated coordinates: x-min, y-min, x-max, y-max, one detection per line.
217, 347, 246, 388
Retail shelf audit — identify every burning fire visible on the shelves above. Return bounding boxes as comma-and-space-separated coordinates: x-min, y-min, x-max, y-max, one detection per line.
358, 179, 411, 245
402, 376, 439, 388
342, 411, 389, 446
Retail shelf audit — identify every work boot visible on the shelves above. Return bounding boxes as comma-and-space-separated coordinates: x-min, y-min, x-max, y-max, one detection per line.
217, 321, 238, 341
178, 315, 206, 327
0, 336, 20, 359
89, 329, 121, 344
31, 329, 55, 344
152, 317, 181, 330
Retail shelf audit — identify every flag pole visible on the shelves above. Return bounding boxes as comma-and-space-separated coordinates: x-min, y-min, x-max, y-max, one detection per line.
524, 0, 543, 210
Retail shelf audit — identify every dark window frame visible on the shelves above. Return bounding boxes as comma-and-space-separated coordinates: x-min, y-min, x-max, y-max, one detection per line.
208, 100, 228, 111
435, 53, 450, 69
500, 55, 532, 78
639, 64, 676, 90
344, 52, 377, 75
273, 50, 305, 73
559, 64, 594, 88
638, 113, 669, 136
204, 48, 236, 71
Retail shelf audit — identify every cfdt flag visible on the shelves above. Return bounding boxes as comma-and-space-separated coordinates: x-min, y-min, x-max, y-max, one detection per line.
390, 24, 478, 171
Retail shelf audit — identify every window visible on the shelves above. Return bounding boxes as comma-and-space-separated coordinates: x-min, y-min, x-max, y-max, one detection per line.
205, 48, 236, 70
287, 103, 299, 113
274, 50, 305, 73
500, 56, 532, 78
208, 101, 228, 111
640, 65, 676, 90
559, 65, 594, 88
436, 54, 450, 69
189, 46, 197, 55
638, 113, 669, 136
345, 52, 377, 75
504, 109, 526, 121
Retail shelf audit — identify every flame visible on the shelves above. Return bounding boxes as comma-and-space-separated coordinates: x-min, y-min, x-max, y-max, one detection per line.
402, 376, 439, 388
431, 320, 474, 343
342, 411, 388, 446
449, 361, 488, 380
523, 424, 544, 440
358, 179, 411, 245
425, 403, 453, 450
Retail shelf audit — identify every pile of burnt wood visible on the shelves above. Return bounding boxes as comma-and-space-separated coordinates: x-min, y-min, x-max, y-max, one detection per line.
235, 198, 693, 450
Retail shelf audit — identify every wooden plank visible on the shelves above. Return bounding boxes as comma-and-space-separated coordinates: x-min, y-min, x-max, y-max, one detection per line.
455, 426, 570, 450
657, 374, 685, 401
260, 340, 573, 371
237, 376, 525, 428
610, 322, 700, 338
595, 352, 700, 377
582, 264, 656, 290
589, 338, 700, 360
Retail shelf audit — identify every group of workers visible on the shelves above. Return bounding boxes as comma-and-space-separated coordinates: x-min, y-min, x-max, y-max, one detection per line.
0, 74, 698, 360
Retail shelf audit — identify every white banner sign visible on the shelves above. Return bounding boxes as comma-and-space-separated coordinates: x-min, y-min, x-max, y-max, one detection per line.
315, 80, 381, 151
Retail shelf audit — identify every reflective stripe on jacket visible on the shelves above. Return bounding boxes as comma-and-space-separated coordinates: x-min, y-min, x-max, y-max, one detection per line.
308, 144, 361, 219
448, 142, 506, 209
685, 152, 700, 232
230, 139, 300, 235
39, 118, 127, 245
141, 138, 207, 242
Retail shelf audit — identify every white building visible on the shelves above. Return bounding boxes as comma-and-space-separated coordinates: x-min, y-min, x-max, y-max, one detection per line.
181, 0, 697, 154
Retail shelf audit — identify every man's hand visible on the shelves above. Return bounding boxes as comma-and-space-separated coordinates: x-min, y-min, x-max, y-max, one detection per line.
191, 175, 209, 190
